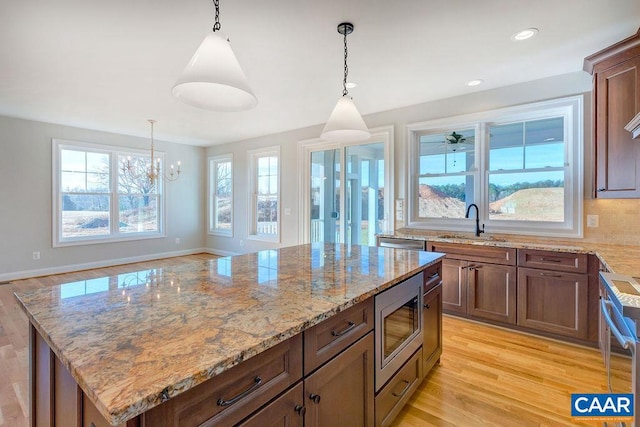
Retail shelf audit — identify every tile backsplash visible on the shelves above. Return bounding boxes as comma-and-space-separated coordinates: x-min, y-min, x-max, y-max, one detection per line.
584, 199, 640, 246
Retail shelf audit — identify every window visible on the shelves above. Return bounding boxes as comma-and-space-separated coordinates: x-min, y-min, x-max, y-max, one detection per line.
248, 147, 280, 241
209, 154, 233, 236
53, 139, 164, 246
407, 96, 583, 237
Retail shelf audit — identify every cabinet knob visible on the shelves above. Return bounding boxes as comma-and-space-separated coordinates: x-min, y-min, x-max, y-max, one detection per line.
597, 187, 606, 192
309, 393, 321, 404
423, 303, 430, 309
295, 404, 306, 416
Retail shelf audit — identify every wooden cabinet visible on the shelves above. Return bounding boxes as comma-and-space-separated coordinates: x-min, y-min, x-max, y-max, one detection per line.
145, 334, 303, 427
237, 382, 304, 427
584, 28, 640, 198
374, 348, 423, 427
303, 298, 373, 374
422, 283, 442, 375
468, 263, 517, 324
427, 242, 516, 323
304, 333, 374, 427
517, 267, 589, 339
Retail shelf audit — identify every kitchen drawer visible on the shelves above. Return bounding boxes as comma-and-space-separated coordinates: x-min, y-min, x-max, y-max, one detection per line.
427, 242, 516, 265
143, 333, 303, 427
375, 348, 423, 427
423, 262, 442, 293
517, 249, 588, 274
304, 298, 374, 374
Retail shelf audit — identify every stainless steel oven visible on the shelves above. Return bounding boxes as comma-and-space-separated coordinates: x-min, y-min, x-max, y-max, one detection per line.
375, 272, 423, 391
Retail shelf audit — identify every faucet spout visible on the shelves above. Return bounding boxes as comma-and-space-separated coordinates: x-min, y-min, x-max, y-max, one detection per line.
465, 203, 485, 237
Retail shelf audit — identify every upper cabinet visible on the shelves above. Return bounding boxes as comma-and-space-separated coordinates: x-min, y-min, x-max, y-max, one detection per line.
584, 28, 640, 198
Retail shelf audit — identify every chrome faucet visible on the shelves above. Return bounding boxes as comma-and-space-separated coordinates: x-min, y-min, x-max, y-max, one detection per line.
465, 203, 485, 237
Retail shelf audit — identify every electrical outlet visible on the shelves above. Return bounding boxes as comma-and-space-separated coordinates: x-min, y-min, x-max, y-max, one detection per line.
175, 238, 181, 244
32, 252, 40, 260
587, 215, 599, 228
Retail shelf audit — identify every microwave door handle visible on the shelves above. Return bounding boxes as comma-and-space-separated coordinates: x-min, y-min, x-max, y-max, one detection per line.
601, 299, 636, 350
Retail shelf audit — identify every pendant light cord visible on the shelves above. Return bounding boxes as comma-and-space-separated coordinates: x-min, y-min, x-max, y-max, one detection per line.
212, 0, 221, 32
342, 26, 349, 97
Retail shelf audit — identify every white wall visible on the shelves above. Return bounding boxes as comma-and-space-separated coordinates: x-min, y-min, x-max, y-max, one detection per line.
0, 116, 205, 280
206, 71, 593, 254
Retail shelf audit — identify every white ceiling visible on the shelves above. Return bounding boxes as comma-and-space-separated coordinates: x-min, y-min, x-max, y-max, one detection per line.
0, 0, 638, 147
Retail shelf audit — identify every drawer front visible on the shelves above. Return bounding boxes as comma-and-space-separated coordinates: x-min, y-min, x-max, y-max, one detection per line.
517, 249, 588, 273
144, 334, 303, 427
375, 348, 423, 427
423, 262, 442, 293
427, 242, 516, 265
304, 298, 374, 374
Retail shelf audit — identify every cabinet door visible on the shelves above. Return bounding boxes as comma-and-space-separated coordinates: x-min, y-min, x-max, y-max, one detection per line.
304, 333, 374, 427
517, 268, 588, 339
423, 284, 442, 374
441, 258, 468, 315
468, 263, 517, 324
237, 382, 304, 427
595, 56, 640, 198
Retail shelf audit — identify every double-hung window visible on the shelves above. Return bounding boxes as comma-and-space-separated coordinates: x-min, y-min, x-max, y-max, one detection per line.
53, 139, 163, 246
248, 146, 280, 241
407, 96, 583, 237
209, 154, 233, 236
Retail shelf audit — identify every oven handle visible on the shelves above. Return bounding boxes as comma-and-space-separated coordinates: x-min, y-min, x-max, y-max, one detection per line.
601, 299, 636, 351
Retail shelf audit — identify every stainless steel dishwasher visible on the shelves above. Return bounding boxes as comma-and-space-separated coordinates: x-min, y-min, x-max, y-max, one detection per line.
376, 236, 426, 251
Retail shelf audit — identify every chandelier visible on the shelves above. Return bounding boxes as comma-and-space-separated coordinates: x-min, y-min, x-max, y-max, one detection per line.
121, 120, 181, 186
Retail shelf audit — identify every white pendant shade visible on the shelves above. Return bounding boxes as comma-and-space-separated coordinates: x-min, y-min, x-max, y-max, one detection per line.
321, 95, 370, 142
172, 31, 257, 111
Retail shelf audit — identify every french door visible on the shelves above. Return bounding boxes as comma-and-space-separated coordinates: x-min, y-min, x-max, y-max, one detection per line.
300, 127, 393, 246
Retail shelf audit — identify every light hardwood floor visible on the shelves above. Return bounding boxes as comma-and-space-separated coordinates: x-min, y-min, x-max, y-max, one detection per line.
0, 255, 630, 426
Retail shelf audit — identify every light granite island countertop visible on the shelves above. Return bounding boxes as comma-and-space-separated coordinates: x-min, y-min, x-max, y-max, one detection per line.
14, 243, 443, 426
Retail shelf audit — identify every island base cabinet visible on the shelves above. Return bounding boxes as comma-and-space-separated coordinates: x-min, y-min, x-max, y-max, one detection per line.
237, 382, 304, 427
304, 332, 374, 427
30, 324, 135, 427
422, 284, 442, 374
375, 348, 423, 427
517, 268, 589, 339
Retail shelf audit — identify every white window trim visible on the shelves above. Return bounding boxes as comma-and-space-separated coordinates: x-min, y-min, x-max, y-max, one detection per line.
297, 125, 395, 245
247, 146, 281, 243
406, 96, 583, 238
208, 153, 234, 237
52, 138, 166, 247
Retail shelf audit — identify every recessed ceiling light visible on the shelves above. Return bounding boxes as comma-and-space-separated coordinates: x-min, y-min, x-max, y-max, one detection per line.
511, 28, 539, 41
466, 79, 484, 86
345, 82, 358, 89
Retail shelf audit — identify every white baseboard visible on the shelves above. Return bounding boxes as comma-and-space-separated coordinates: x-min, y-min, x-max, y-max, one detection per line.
206, 248, 242, 257
0, 248, 212, 282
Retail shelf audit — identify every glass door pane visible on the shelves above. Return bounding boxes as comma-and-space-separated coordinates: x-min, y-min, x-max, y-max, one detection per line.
310, 149, 340, 243
346, 142, 385, 246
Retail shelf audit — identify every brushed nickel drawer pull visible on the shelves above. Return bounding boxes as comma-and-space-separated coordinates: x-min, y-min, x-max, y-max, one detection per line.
540, 257, 562, 263
217, 376, 262, 407
331, 321, 356, 337
428, 272, 439, 279
391, 379, 411, 398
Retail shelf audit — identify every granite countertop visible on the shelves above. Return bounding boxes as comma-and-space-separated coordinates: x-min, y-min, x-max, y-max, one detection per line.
379, 231, 640, 277
14, 243, 443, 426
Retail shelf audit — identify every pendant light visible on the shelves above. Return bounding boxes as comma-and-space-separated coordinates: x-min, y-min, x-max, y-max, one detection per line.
172, 0, 257, 111
321, 22, 370, 142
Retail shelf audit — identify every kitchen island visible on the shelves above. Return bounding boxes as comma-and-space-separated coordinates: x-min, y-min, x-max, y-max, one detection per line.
15, 243, 444, 426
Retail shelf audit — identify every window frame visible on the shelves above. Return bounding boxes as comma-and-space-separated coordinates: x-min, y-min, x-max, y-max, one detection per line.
52, 139, 166, 247
406, 96, 583, 238
247, 146, 281, 242
208, 153, 234, 237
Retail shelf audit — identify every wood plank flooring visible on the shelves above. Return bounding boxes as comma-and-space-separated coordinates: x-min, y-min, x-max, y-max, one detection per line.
0, 255, 630, 426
